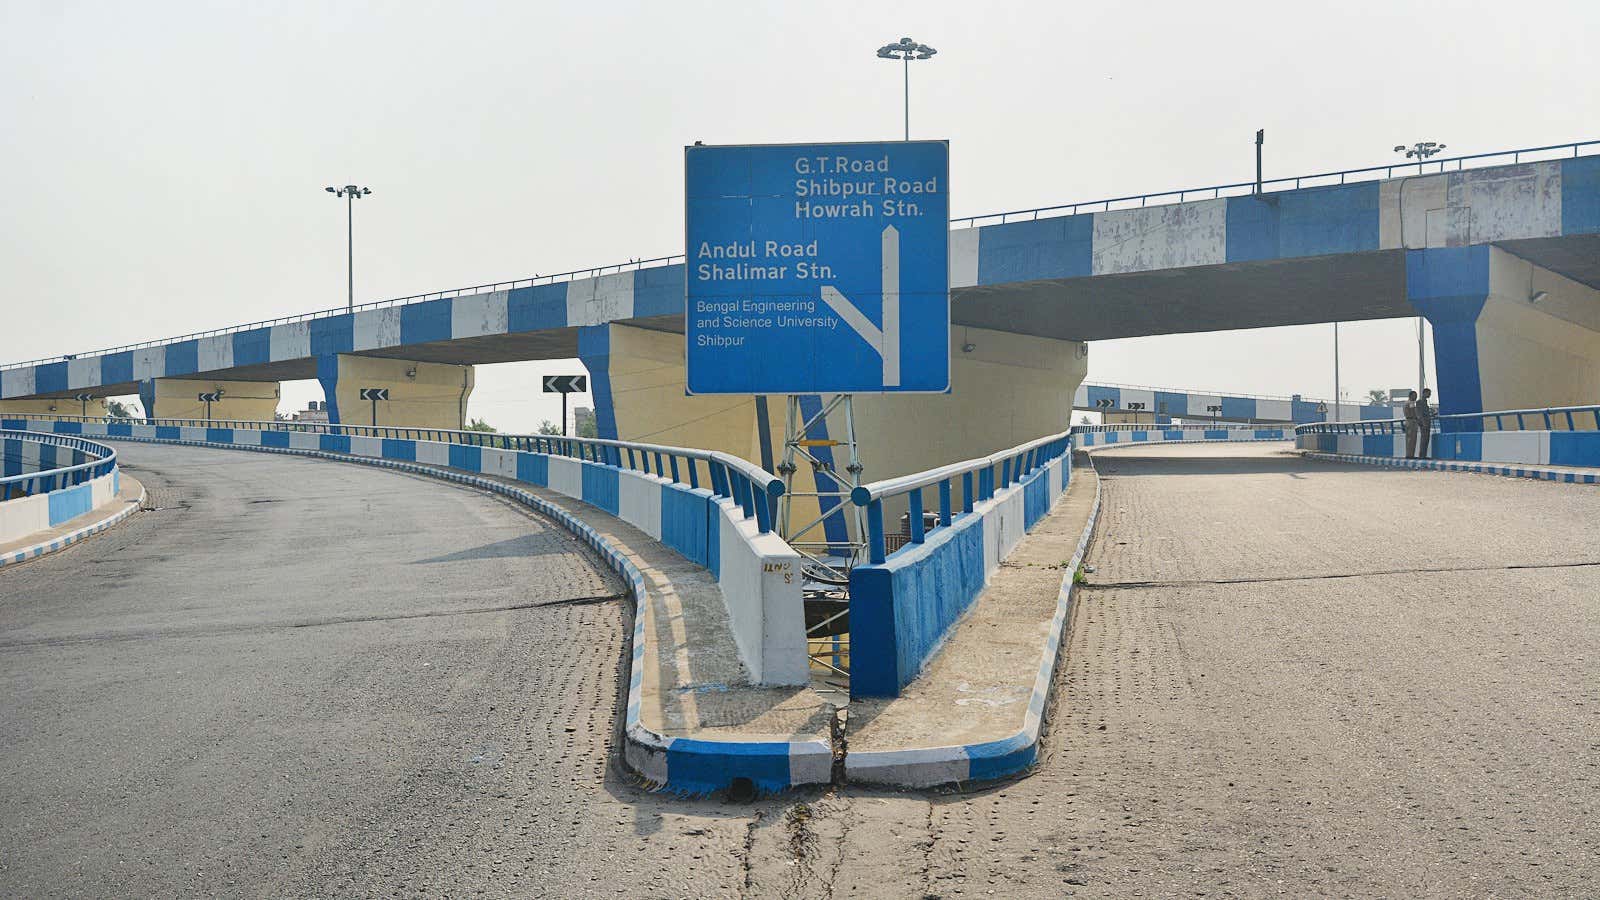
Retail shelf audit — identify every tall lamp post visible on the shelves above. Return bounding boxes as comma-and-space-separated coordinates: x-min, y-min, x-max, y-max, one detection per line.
876, 37, 936, 141
325, 184, 372, 313
1393, 141, 1446, 394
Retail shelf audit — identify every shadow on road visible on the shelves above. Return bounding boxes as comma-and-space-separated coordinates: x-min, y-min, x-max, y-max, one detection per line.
1090, 447, 1402, 478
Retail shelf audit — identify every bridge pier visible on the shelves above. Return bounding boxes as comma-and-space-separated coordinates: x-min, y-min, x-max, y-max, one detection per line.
1409, 246, 1600, 417
315, 354, 474, 428
138, 378, 280, 421
578, 322, 1087, 546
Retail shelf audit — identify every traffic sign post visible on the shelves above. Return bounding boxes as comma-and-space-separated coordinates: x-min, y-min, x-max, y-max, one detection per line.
197, 391, 222, 422
685, 140, 950, 566
359, 387, 389, 426
542, 375, 587, 436
684, 140, 950, 395
75, 393, 93, 416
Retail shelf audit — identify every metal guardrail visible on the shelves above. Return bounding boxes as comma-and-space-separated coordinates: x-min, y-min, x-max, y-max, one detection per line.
5, 414, 785, 532
1294, 404, 1600, 436
5, 138, 1593, 373
951, 139, 1600, 228
0, 430, 118, 501
1077, 423, 1281, 433
1079, 379, 1368, 407
850, 429, 1073, 565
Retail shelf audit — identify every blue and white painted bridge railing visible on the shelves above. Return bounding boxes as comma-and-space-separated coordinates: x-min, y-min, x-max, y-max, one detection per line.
1, 430, 122, 548
5, 415, 809, 686
1073, 423, 1289, 448
1296, 404, 1600, 469
848, 429, 1075, 699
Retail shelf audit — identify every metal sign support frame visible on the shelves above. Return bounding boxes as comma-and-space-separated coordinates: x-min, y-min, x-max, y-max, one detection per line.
776, 394, 869, 580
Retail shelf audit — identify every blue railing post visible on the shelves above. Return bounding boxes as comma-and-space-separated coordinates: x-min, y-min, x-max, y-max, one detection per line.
909, 490, 925, 543
938, 479, 952, 527
753, 485, 773, 533
867, 500, 886, 565
962, 471, 974, 512
669, 455, 680, 484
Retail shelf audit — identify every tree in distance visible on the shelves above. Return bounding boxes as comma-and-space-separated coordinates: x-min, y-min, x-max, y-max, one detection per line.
466, 417, 497, 433
1367, 389, 1390, 406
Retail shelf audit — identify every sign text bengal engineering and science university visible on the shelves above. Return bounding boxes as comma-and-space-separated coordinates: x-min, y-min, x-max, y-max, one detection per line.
684, 140, 950, 395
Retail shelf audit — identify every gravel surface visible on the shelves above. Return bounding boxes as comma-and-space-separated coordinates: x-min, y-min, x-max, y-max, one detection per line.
4, 440, 1595, 898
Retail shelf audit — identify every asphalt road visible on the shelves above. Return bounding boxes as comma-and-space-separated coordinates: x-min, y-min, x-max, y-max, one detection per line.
4, 441, 1597, 898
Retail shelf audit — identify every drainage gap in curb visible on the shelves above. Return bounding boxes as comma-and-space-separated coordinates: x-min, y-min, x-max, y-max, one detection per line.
830, 707, 849, 786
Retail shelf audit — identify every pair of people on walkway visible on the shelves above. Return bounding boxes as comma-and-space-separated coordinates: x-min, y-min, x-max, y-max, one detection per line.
1403, 388, 1434, 459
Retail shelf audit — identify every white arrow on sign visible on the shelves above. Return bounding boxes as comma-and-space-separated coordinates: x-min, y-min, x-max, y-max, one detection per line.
820, 225, 901, 387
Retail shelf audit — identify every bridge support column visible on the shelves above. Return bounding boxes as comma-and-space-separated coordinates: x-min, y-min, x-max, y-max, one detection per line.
141, 378, 281, 421
1408, 246, 1600, 417
315, 354, 474, 429
579, 322, 1088, 547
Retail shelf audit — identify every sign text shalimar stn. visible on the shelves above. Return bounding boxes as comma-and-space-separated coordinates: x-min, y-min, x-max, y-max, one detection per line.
684, 140, 950, 395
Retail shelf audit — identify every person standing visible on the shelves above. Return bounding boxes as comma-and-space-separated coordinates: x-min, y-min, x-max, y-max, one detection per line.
1417, 387, 1435, 459
1402, 390, 1420, 459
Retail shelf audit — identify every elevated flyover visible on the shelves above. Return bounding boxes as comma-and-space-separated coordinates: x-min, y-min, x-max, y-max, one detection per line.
4, 141, 1597, 547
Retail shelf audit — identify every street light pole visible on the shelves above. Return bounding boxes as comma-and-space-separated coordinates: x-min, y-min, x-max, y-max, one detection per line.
1333, 321, 1341, 423
1393, 142, 1446, 395
877, 37, 936, 141
325, 184, 373, 313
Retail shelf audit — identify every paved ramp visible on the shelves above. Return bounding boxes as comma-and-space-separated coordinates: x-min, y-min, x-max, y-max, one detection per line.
6, 440, 1598, 897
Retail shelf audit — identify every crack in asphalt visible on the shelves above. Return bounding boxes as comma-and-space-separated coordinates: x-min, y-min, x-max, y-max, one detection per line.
1081, 560, 1600, 590
0, 592, 628, 650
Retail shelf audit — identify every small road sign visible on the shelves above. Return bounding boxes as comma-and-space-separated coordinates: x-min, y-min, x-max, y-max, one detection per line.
542, 375, 587, 436
197, 392, 222, 403
74, 393, 93, 402
684, 140, 950, 395
541, 375, 587, 394
1095, 398, 1115, 409
359, 387, 389, 426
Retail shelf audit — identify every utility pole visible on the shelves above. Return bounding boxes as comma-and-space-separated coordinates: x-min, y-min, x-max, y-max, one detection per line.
1255, 129, 1264, 194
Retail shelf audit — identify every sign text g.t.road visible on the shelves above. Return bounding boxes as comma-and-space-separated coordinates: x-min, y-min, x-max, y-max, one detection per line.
684, 140, 950, 395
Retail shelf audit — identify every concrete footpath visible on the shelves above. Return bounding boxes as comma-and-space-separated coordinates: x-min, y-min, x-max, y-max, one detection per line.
0, 475, 144, 568
846, 458, 1101, 787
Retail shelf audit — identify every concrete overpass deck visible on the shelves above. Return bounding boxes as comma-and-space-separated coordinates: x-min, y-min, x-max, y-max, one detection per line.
4, 439, 1595, 896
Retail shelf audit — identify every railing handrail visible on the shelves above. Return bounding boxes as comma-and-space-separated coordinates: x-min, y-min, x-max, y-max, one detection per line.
1294, 403, 1600, 434
1077, 422, 1282, 433
1079, 379, 1382, 407
853, 428, 1073, 505
951, 139, 1600, 228
0, 429, 118, 490
3, 415, 783, 500
6, 138, 1594, 373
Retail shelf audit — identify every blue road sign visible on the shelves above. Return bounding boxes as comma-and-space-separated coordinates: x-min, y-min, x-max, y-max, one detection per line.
684, 140, 950, 395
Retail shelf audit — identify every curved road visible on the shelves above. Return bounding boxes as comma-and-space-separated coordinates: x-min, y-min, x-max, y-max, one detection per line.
3, 441, 1597, 898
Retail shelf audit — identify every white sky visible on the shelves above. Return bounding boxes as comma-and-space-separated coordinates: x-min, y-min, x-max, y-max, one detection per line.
3, 0, 1594, 430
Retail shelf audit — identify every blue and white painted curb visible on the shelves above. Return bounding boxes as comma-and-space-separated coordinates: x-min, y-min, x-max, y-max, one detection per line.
1, 482, 145, 569
1300, 450, 1600, 485
844, 454, 1102, 788
82, 432, 826, 795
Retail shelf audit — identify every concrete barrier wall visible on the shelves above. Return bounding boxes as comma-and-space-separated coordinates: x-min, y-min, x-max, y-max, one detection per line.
1076, 426, 1288, 448
1297, 429, 1600, 467
850, 455, 1069, 698
0, 442, 119, 545
2, 417, 807, 685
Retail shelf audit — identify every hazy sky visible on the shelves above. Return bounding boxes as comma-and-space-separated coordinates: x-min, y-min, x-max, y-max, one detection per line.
3, 0, 1594, 429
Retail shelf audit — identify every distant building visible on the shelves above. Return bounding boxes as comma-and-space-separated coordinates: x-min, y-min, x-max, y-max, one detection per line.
573, 406, 596, 437
294, 400, 330, 423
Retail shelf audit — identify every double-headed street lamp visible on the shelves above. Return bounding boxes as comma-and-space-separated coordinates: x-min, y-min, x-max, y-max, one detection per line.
877, 37, 936, 141
1393, 140, 1447, 395
325, 184, 372, 313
